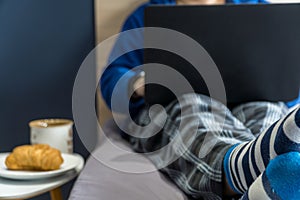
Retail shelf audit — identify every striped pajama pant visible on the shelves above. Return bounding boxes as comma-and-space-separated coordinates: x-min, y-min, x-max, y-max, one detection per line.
126, 93, 289, 200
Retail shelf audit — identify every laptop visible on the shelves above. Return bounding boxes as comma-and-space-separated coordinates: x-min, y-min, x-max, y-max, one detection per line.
144, 3, 300, 106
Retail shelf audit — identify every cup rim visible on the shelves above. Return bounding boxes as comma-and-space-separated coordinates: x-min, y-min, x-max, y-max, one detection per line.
29, 119, 73, 128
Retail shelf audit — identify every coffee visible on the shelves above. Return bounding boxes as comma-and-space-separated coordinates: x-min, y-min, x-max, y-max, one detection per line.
29, 119, 73, 128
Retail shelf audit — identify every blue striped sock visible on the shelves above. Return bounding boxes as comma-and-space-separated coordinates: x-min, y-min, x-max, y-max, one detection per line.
224, 106, 300, 194
241, 152, 300, 200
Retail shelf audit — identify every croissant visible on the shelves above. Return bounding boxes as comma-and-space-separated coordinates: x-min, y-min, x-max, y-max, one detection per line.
5, 144, 64, 171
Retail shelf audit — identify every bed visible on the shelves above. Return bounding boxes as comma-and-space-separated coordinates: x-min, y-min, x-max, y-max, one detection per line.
69, 120, 188, 199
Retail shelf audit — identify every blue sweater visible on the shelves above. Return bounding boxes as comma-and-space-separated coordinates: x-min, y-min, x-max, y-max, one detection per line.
101, 0, 300, 115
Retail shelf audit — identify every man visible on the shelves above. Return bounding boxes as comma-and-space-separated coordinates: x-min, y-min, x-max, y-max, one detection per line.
101, 0, 300, 199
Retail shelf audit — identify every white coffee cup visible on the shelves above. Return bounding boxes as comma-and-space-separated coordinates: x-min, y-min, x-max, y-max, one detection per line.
29, 119, 73, 154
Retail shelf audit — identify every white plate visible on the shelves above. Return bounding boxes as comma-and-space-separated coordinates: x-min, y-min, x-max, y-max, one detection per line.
0, 153, 81, 180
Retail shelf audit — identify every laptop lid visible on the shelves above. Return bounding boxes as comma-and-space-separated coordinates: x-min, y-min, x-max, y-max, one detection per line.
144, 3, 300, 106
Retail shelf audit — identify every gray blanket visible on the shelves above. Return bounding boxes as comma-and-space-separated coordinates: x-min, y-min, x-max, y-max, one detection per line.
69, 121, 188, 200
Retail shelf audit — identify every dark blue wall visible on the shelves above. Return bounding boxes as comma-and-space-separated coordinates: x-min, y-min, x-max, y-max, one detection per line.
0, 0, 95, 199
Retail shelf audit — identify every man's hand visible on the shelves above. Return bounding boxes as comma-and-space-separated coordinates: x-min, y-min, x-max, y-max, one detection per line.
133, 75, 145, 97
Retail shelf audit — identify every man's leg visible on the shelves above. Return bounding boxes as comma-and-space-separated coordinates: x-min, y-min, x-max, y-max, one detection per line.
232, 102, 289, 137
224, 105, 300, 194
127, 94, 254, 199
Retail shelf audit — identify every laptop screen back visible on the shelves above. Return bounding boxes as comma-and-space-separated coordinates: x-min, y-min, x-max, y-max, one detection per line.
144, 4, 300, 106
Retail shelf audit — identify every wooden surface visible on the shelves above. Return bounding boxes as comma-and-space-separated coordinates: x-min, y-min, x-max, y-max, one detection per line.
50, 187, 63, 200
8, 188, 62, 200
95, 0, 147, 42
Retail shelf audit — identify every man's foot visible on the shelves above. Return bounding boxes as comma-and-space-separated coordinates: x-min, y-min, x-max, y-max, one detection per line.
224, 106, 300, 193
241, 152, 300, 200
